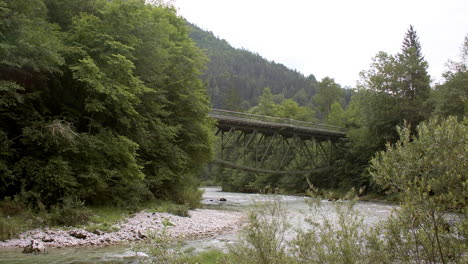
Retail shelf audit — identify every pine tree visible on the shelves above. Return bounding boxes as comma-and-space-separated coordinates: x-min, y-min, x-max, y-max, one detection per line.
397, 25, 432, 124
398, 25, 431, 100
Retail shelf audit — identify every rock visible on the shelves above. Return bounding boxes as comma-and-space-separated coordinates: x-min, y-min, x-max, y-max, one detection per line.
42, 236, 54, 242
137, 230, 147, 239
219, 198, 227, 202
22, 240, 46, 254
136, 251, 149, 257
91, 229, 104, 236
69, 230, 88, 239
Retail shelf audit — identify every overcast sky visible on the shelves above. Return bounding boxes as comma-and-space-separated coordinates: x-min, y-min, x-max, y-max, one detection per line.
174, 0, 467, 87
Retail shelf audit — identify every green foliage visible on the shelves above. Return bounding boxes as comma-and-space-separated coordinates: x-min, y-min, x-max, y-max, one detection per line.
250, 87, 317, 122
291, 197, 370, 264
370, 117, 467, 209
432, 35, 468, 118
369, 116, 467, 263
251, 87, 276, 116
357, 26, 431, 142
313, 77, 344, 120
0, 0, 212, 208
326, 101, 346, 126
0, 216, 30, 241
145, 201, 190, 218
177, 186, 204, 209
226, 185, 466, 264
0, 197, 32, 241
229, 203, 291, 264
274, 99, 317, 122
327, 26, 434, 192
177, 249, 229, 264
48, 197, 91, 226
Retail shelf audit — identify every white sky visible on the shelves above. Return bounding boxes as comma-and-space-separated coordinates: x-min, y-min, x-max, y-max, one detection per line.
174, 0, 467, 87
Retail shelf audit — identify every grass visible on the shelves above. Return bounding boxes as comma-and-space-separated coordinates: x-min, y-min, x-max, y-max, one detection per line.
83, 206, 133, 233
178, 249, 229, 264
0, 215, 34, 241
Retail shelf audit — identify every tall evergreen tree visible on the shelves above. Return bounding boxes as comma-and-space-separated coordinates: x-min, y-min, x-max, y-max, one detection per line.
399, 25, 431, 100
397, 25, 432, 125
333, 26, 434, 191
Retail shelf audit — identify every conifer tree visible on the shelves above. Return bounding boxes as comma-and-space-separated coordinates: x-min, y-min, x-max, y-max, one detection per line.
399, 25, 431, 100
397, 25, 432, 125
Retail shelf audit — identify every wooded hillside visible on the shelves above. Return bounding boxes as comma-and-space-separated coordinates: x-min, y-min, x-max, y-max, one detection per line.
188, 23, 320, 110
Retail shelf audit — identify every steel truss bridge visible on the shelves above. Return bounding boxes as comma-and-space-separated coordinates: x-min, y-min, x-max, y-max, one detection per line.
209, 109, 347, 175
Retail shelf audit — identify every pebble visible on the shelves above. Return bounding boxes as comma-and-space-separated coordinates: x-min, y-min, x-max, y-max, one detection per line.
0, 209, 244, 249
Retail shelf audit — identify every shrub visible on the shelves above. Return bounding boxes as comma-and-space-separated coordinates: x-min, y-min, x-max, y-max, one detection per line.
48, 197, 91, 226
179, 186, 204, 209
291, 194, 371, 264
228, 202, 291, 264
369, 116, 467, 263
0, 196, 27, 216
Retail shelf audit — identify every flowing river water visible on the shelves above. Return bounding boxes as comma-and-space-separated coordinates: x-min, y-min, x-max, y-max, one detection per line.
0, 187, 395, 263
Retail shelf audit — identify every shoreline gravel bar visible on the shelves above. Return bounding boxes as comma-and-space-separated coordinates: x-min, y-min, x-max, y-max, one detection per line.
0, 209, 244, 248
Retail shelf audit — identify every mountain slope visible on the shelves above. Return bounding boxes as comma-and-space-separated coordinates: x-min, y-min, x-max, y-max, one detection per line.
188, 23, 318, 110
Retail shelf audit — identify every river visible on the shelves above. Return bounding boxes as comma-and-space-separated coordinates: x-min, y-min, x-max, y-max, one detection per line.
0, 187, 395, 263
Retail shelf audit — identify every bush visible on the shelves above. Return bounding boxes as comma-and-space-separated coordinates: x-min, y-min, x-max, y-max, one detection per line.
179, 186, 204, 209
369, 116, 467, 263
0, 216, 31, 241
228, 202, 291, 264
0, 196, 27, 217
291, 194, 370, 264
165, 204, 190, 218
48, 197, 91, 226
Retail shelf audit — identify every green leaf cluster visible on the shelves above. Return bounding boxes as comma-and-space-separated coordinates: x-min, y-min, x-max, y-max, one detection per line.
0, 0, 212, 207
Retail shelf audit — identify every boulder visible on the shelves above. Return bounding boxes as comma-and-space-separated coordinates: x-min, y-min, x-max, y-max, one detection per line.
42, 236, 54, 242
22, 240, 46, 254
69, 230, 88, 239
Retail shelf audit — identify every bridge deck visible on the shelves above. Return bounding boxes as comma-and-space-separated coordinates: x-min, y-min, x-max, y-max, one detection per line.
209, 109, 346, 140
212, 159, 329, 175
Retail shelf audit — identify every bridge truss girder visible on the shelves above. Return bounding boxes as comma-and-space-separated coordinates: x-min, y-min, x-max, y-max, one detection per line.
214, 128, 337, 174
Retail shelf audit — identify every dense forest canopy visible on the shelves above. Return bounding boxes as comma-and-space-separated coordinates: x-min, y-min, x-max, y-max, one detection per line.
0, 0, 213, 207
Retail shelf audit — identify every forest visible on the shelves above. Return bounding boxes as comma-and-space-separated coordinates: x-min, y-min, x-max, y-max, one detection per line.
200, 25, 467, 195
0, 0, 213, 210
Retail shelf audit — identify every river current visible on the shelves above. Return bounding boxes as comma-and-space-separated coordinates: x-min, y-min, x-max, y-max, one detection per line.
0, 187, 394, 263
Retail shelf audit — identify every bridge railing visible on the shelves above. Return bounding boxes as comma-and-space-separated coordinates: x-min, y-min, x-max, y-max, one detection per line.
210, 109, 347, 133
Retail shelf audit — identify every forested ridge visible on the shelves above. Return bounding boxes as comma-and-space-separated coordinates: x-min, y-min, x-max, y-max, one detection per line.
188, 23, 323, 110
0, 0, 212, 208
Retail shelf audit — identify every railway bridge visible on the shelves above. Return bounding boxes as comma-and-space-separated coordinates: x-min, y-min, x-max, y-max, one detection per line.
209, 109, 347, 175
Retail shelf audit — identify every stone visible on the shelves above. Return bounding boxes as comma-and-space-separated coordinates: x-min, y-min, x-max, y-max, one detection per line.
91, 229, 104, 236
22, 240, 46, 254
219, 198, 227, 202
137, 230, 147, 239
69, 230, 88, 239
42, 236, 54, 242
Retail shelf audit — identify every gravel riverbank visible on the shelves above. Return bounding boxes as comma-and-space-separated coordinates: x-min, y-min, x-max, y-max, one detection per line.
0, 209, 244, 249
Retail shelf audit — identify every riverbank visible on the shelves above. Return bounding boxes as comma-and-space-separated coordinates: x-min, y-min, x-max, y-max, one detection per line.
0, 209, 244, 249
